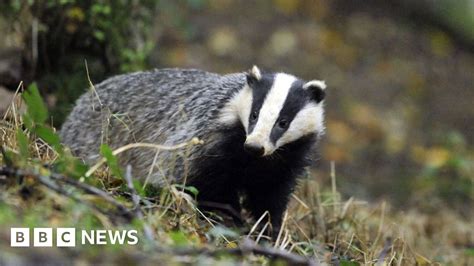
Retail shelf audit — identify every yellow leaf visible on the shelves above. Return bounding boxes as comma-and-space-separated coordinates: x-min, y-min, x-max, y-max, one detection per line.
415, 252, 432, 265
226, 241, 238, 248
67, 7, 85, 21
425, 147, 450, 168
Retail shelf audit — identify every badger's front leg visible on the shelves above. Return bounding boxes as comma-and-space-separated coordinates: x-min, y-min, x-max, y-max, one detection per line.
244, 181, 295, 237
190, 176, 243, 224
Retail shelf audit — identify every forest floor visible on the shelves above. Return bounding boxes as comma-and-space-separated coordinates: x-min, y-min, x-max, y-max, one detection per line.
0, 86, 473, 265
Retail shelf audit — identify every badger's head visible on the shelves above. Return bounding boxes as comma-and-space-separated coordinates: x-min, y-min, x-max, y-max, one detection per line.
219, 66, 326, 157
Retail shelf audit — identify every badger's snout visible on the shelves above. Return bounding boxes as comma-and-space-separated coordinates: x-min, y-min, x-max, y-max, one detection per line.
244, 141, 265, 157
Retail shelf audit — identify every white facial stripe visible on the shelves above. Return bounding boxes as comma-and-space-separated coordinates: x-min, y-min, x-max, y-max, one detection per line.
246, 73, 296, 154
218, 85, 253, 132
276, 102, 325, 148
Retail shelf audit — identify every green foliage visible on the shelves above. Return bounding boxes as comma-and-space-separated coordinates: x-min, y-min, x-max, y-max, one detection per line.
414, 131, 474, 207
143, 184, 161, 198
100, 144, 123, 179
0, 203, 16, 224
12, 83, 88, 179
340, 261, 359, 266
169, 230, 191, 247
0, 0, 163, 125
133, 179, 145, 197
22, 83, 48, 126
15, 129, 29, 158
35, 125, 61, 150
437, 0, 474, 43
466, 248, 474, 257
53, 150, 89, 178
21, 83, 62, 151
175, 184, 199, 197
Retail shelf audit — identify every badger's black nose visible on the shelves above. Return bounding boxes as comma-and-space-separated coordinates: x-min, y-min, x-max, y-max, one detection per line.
244, 143, 265, 156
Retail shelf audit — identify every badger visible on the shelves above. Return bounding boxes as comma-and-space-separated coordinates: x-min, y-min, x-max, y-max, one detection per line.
60, 66, 326, 234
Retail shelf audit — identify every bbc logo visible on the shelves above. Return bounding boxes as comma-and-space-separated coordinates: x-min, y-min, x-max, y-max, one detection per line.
11, 228, 75, 247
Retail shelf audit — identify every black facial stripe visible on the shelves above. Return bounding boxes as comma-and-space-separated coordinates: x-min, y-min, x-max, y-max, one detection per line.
270, 80, 308, 144
247, 74, 275, 134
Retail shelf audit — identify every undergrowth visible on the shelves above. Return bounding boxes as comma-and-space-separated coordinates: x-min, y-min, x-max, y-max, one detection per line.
0, 83, 473, 265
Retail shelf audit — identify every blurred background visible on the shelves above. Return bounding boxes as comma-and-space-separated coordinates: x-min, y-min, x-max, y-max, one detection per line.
0, 0, 473, 215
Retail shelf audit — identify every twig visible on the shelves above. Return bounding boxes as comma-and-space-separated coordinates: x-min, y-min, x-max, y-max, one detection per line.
1, 166, 319, 265
330, 161, 338, 214
198, 200, 242, 224
124, 164, 155, 242
247, 211, 269, 238
0, 166, 132, 219
85, 138, 202, 177
35, 174, 112, 218
371, 201, 386, 251
84, 59, 103, 108
158, 239, 319, 266
376, 238, 392, 266
50, 171, 131, 217
1, 166, 119, 221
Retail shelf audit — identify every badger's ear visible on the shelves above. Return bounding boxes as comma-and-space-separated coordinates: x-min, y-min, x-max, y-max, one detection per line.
303, 80, 326, 103
246, 65, 262, 86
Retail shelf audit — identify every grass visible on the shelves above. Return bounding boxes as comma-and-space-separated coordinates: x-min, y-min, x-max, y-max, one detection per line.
0, 85, 473, 265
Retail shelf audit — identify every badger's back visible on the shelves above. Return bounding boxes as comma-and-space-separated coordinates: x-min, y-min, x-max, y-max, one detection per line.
61, 68, 245, 183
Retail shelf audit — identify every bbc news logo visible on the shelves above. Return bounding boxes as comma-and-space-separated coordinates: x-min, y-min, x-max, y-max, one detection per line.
11, 228, 138, 247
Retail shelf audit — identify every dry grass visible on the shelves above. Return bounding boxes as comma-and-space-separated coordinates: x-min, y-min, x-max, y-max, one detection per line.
0, 91, 473, 265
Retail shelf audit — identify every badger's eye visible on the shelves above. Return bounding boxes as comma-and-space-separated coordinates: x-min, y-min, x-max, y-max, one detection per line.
250, 111, 258, 121
278, 119, 289, 129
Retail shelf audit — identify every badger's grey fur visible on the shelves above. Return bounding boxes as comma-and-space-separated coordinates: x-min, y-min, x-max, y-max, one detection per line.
61, 67, 326, 234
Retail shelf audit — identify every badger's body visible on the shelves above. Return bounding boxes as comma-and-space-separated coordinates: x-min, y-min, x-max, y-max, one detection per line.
61, 67, 326, 233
